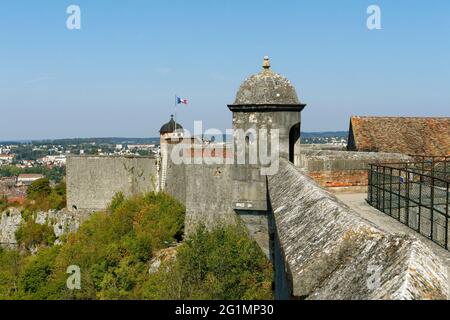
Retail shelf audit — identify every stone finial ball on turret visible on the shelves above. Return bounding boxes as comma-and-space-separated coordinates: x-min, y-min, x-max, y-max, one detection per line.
232, 56, 302, 106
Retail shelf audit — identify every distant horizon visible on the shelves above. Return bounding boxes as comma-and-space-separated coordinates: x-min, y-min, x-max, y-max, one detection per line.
0, 130, 350, 144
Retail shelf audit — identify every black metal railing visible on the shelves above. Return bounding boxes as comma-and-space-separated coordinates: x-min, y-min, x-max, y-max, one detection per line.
367, 161, 450, 250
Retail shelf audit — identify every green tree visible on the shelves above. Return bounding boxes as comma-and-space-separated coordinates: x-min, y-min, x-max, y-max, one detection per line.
27, 178, 51, 200
16, 246, 62, 299
143, 224, 273, 300
0, 165, 22, 177
15, 219, 56, 250
0, 248, 24, 299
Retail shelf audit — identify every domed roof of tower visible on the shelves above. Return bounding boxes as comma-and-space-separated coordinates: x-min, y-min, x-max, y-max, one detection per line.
232, 56, 301, 106
159, 115, 183, 134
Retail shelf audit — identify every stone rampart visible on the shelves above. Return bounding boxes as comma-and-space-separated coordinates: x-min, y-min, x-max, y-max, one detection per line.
66, 155, 158, 211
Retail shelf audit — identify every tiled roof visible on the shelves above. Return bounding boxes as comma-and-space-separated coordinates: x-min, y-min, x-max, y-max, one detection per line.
348, 116, 450, 156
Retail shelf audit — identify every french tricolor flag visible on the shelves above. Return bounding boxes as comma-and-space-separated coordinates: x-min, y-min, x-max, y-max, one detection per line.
176, 96, 188, 105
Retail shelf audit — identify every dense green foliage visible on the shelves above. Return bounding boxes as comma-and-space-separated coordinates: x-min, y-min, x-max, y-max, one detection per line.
15, 220, 56, 250
0, 193, 272, 300
144, 224, 273, 300
27, 178, 52, 200
0, 248, 23, 298
24, 180, 66, 212
1, 192, 185, 299
0, 165, 65, 183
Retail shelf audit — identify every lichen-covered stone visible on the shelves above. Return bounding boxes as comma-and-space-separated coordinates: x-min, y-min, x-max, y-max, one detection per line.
0, 208, 22, 246
233, 57, 300, 105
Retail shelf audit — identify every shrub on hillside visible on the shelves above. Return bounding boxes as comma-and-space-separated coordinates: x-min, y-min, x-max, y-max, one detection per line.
27, 178, 51, 200
24, 181, 66, 212
143, 224, 273, 300
0, 248, 24, 299
16, 246, 62, 299
15, 219, 56, 250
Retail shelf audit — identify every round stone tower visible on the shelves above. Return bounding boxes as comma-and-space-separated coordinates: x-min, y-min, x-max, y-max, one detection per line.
159, 114, 184, 146
227, 57, 306, 213
158, 115, 184, 192
228, 56, 306, 165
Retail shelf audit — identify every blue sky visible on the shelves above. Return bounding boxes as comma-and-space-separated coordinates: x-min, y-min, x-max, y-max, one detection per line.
1, 0, 449, 140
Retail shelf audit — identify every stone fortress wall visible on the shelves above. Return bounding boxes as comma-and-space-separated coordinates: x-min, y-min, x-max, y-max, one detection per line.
66, 155, 158, 211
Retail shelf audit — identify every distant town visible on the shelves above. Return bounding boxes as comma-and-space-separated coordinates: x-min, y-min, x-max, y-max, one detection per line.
0, 132, 347, 205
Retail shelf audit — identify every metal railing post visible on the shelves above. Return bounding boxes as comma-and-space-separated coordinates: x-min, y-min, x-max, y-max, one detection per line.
389, 167, 393, 216
430, 176, 435, 241
368, 164, 372, 204
406, 170, 410, 224
382, 166, 386, 213
445, 181, 449, 249
377, 166, 380, 210
398, 168, 401, 220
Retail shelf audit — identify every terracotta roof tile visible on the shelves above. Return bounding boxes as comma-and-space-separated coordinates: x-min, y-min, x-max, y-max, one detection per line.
348, 116, 450, 156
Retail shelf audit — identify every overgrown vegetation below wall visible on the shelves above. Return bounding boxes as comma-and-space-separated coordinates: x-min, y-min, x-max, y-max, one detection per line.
145, 225, 273, 300
24, 178, 67, 213
0, 192, 273, 300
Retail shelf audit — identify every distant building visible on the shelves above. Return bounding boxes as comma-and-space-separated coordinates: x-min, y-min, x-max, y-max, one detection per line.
0, 154, 15, 165
38, 155, 67, 167
127, 144, 156, 150
347, 116, 450, 155
0, 176, 17, 188
17, 174, 45, 186
0, 176, 26, 205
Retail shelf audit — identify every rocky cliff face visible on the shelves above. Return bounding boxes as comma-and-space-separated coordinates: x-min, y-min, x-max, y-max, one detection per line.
0, 207, 91, 248
0, 208, 22, 247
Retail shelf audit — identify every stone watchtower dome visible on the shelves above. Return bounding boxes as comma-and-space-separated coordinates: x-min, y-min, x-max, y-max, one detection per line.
159, 115, 184, 145
233, 56, 302, 107
228, 56, 306, 163
159, 114, 183, 135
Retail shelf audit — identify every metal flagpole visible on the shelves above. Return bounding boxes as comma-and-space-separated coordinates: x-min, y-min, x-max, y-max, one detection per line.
174, 94, 178, 129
